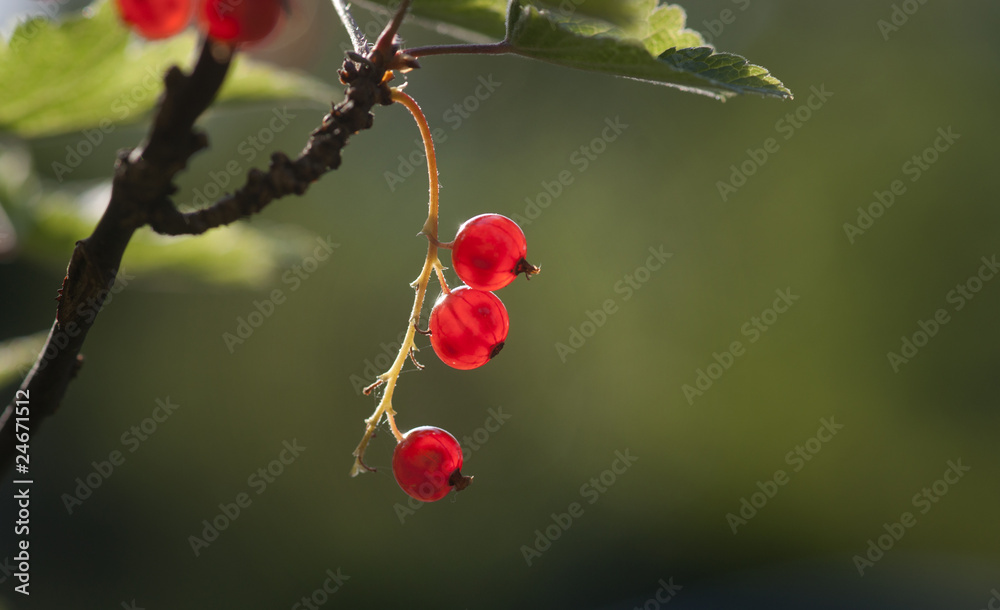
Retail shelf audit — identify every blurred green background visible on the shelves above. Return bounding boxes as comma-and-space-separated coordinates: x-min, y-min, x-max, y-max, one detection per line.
2, 1, 999, 608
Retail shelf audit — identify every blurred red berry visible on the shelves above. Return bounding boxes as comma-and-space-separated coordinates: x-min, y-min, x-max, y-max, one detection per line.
198, 0, 284, 45
116, 0, 192, 40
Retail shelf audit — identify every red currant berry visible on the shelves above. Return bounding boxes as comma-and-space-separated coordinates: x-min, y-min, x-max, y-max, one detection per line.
392, 426, 472, 502
197, 0, 284, 45
116, 0, 192, 40
429, 286, 509, 370
451, 213, 539, 291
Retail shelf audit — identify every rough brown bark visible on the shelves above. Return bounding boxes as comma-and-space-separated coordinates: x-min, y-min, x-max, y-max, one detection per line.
0, 36, 393, 473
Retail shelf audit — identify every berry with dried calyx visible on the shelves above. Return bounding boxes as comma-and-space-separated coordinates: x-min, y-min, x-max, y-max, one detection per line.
392, 426, 472, 502
450, 213, 538, 291
429, 286, 509, 370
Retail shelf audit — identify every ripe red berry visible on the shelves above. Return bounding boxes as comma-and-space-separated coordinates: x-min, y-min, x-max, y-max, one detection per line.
116, 0, 192, 40
392, 426, 472, 502
429, 286, 509, 370
451, 213, 538, 291
197, 0, 284, 45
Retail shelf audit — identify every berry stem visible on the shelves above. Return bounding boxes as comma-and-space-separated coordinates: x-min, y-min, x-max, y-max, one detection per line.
350, 88, 448, 477
434, 265, 451, 295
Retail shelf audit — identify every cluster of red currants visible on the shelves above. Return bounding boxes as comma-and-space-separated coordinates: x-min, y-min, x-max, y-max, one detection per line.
429, 213, 538, 370
115, 0, 285, 44
392, 213, 538, 502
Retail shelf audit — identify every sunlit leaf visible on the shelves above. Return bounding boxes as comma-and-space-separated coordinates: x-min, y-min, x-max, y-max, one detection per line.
356, 0, 790, 100
0, 1, 335, 138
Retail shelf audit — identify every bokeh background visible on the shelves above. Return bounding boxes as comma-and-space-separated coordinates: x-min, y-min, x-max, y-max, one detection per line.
2, 0, 999, 608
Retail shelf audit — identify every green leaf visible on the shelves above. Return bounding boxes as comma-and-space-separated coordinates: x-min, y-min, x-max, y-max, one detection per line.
221, 60, 336, 112
505, 2, 790, 100
355, 0, 790, 100
2, 141, 324, 288
353, 0, 650, 40
0, 1, 336, 138
624, 1, 703, 54
534, 0, 650, 29
18, 184, 320, 287
352, 0, 509, 42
